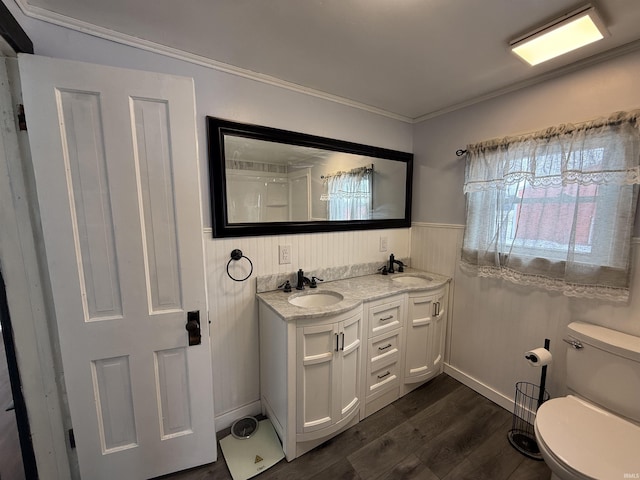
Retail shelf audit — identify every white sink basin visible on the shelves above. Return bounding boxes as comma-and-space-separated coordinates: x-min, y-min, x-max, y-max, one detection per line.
289, 291, 344, 308
391, 275, 433, 286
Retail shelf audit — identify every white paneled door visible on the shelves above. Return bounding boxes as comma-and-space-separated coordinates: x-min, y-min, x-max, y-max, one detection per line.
18, 55, 215, 479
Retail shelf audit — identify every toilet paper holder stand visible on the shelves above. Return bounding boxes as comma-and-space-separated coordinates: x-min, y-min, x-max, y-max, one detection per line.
525, 338, 550, 409
508, 338, 551, 460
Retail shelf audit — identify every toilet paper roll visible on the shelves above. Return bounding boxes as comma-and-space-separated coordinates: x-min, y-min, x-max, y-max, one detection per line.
525, 347, 552, 367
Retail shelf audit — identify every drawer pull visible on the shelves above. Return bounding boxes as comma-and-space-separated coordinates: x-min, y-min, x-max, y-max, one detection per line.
377, 371, 391, 380
380, 315, 394, 322
378, 343, 392, 351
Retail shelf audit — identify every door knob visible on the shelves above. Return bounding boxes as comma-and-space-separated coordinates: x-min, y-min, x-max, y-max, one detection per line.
186, 311, 201, 346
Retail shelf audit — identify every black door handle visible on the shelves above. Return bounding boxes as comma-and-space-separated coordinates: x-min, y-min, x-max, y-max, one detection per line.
186, 311, 201, 346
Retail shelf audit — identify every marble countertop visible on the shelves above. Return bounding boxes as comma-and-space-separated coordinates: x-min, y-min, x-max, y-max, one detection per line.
257, 268, 450, 321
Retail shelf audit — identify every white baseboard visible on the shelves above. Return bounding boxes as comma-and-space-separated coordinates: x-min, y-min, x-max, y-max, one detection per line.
214, 400, 262, 432
444, 364, 515, 413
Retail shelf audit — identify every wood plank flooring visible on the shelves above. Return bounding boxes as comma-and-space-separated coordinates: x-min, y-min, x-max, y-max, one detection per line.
164, 374, 551, 480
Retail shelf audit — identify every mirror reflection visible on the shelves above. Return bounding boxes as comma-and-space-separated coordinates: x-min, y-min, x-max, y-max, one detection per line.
224, 136, 407, 223
207, 117, 412, 237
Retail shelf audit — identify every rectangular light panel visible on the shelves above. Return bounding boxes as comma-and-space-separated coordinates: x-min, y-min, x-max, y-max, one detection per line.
511, 7, 607, 66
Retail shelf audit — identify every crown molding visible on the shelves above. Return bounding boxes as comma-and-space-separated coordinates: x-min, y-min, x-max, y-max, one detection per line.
14, 0, 414, 123
17, 1, 640, 125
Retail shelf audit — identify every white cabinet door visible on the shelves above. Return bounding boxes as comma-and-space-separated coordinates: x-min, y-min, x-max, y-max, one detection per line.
296, 311, 361, 436
19, 54, 215, 480
431, 294, 446, 371
404, 289, 446, 384
337, 312, 361, 420
296, 322, 337, 434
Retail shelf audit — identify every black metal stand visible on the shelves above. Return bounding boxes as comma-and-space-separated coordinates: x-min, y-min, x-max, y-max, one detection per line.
537, 338, 550, 408
507, 339, 551, 460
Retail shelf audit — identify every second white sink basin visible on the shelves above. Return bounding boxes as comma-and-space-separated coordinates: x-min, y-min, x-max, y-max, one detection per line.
289, 291, 344, 308
391, 275, 433, 287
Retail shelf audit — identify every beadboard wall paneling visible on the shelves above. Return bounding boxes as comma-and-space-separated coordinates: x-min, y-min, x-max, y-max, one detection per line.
410, 222, 463, 277
204, 228, 410, 428
412, 223, 640, 413
410, 223, 463, 377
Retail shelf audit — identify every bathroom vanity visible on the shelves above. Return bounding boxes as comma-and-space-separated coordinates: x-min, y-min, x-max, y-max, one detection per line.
257, 269, 449, 460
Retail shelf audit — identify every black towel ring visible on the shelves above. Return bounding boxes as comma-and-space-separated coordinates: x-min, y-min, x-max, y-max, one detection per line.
227, 249, 253, 282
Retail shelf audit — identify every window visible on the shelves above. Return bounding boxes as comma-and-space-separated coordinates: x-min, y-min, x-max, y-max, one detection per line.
461, 111, 640, 301
321, 167, 372, 220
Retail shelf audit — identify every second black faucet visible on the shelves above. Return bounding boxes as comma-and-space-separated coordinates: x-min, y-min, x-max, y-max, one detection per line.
388, 253, 404, 273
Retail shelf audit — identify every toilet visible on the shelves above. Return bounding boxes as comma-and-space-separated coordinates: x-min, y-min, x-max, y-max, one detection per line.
534, 321, 640, 480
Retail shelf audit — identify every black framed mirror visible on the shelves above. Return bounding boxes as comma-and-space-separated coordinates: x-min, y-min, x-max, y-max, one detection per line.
207, 117, 413, 238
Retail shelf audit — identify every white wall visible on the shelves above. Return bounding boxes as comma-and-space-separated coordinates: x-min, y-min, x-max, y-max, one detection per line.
6, 0, 414, 431
413, 48, 640, 225
412, 48, 640, 410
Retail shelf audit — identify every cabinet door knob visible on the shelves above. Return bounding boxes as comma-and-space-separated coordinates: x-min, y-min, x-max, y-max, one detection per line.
378, 343, 392, 351
380, 315, 394, 322
377, 371, 391, 380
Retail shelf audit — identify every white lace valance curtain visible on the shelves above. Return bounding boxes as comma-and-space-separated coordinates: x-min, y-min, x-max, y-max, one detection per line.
321, 168, 372, 220
461, 111, 640, 302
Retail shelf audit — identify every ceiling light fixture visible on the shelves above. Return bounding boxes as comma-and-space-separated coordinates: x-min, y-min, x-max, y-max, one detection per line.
510, 4, 608, 66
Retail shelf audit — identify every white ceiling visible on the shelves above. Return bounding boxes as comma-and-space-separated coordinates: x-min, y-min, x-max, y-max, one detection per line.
22, 0, 640, 121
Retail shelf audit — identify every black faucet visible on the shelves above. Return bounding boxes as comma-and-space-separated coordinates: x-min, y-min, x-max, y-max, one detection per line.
296, 269, 311, 290
388, 253, 404, 273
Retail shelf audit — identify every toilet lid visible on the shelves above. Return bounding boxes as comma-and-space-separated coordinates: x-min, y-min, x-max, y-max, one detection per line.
535, 396, 640, 479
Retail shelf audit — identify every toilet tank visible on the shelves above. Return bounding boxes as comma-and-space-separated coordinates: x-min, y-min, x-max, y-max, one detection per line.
566, 321, 640, 424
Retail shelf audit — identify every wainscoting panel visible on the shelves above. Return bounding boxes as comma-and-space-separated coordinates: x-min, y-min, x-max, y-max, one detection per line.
204, 229, 410, 429
410, 223, 463, 371
410, 222, 463, 277
208, 223, 640, 428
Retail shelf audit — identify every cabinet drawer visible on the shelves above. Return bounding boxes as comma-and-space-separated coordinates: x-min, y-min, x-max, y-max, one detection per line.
367, 360, 400, 399
369, 300, 403, 337
368, 330, 400, 371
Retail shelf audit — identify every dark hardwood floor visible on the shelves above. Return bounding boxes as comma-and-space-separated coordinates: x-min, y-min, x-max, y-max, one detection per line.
165, 374, 551, 480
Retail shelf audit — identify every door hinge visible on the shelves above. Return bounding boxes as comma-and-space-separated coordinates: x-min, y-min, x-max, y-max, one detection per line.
68, 428, 76, 449
17, 104, 27, 131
